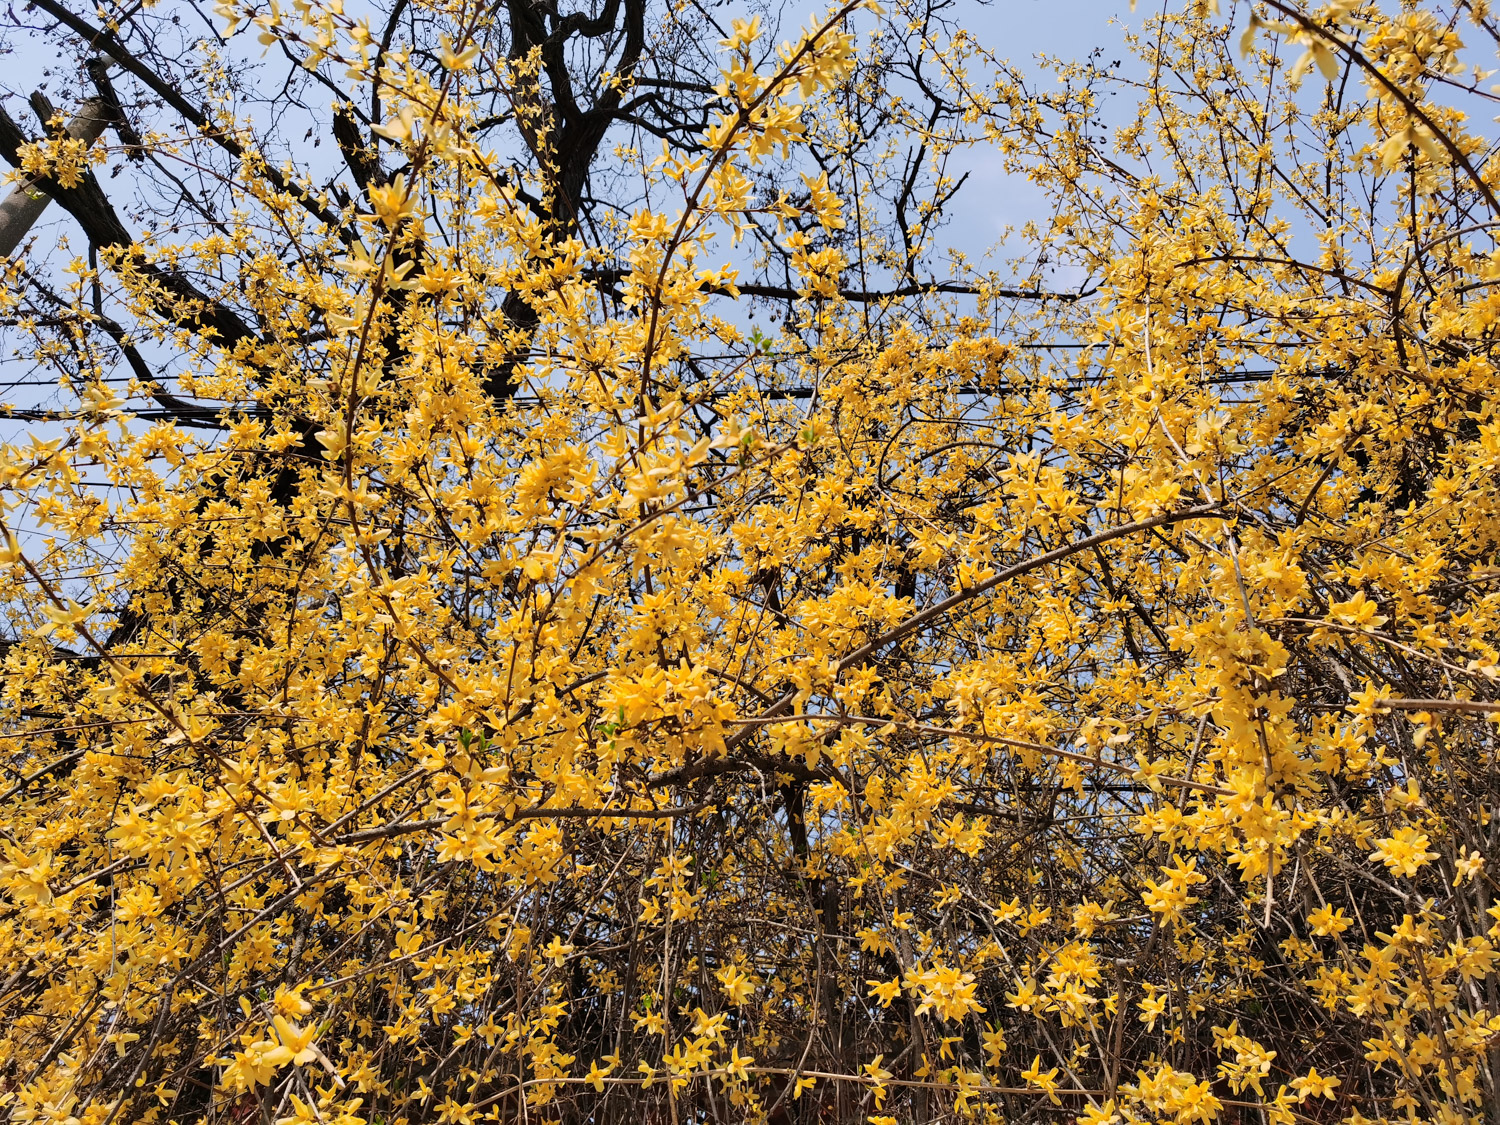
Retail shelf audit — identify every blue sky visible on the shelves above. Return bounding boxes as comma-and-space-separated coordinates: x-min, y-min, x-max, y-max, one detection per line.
926, 0, 1138, 282
0, 0, 1143, 256
0, 0, 1148, 451
0, 0, 1146, 419
966, 0, 1137, 235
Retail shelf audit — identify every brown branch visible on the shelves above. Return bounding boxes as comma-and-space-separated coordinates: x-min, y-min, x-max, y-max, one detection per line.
733, 280, 1096, 303
650, 505, 1228, 787
336, 802, 708, 844
1380, 698, 1500, 714
26, 0, 350, 236
836, 504, 1226, 675
0, 749, 86, 805
0, 104, 262, 349
585, 267, 1095, 304
1261, 0, 1500, 216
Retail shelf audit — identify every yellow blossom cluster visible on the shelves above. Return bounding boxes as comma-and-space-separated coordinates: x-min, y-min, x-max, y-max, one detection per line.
1, 1, 1500, 1124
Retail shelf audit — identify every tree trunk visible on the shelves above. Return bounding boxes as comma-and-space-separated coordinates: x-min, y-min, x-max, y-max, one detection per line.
0, 96, 109, 258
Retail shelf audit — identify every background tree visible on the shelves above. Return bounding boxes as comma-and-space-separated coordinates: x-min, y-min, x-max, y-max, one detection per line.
2, 2, 1500, 1125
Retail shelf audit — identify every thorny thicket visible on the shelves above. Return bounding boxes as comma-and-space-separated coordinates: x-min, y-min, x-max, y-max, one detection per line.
2, 1, 1500, 1123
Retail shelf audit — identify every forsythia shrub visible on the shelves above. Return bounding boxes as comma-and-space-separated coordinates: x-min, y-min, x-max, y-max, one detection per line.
1, 1, 1500, 1124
